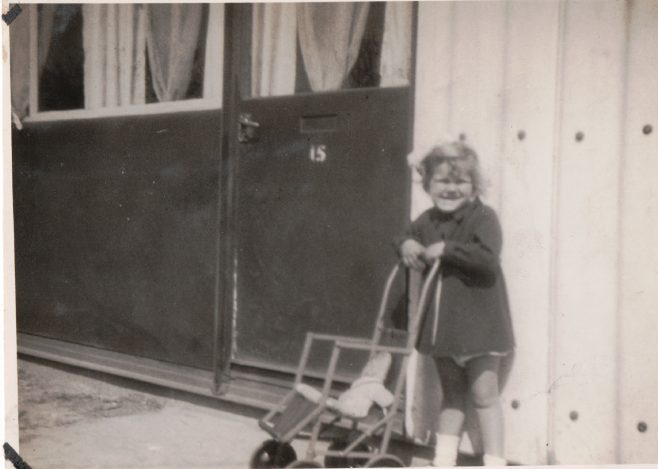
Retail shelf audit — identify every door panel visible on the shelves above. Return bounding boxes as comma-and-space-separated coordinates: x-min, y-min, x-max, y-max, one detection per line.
233, 88, 410, 377
13, 111, 221, 370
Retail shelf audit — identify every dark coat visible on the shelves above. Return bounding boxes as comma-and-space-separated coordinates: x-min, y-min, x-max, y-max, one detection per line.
397, 198, 515, 357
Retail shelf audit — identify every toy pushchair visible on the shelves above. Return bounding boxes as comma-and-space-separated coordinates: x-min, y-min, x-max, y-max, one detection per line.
250, 260, 441, 468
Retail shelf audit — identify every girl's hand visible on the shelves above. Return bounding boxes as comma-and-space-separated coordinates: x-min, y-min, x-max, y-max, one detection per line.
423, 241, 445, 262
400, 239, 426, 270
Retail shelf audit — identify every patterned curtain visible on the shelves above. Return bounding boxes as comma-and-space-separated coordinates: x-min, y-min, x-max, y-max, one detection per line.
145, 4, 204, 102
251, 3, 297, 97
82, 4, 147, 108
380, 2, 412, 87
297, 3, 370, 92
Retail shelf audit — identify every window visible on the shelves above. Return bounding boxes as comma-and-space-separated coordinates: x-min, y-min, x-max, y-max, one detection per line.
250, 2, 412, 98
294, 3, 387, 93
14, 3, 224, 121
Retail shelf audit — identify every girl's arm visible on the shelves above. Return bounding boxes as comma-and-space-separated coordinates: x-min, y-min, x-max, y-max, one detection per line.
441, 208, 503, 275
394, 215, 428, 270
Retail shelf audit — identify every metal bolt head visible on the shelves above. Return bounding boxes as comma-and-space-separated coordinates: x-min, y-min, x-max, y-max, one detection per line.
638, 421, 648, 433
569, 410, 579, 421
643, 124, 653, 135
517, 130, 526, 141
575, 131, 584, 142
511, 399, 520, 409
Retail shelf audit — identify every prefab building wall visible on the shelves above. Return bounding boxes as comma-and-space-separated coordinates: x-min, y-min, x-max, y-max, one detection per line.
412, 0, 658, 464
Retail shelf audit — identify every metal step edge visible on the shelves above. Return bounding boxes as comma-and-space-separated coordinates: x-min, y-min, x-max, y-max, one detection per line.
17, 333, 287, 411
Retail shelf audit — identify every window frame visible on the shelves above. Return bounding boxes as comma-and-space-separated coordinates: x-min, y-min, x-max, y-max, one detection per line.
24, 4, 223, 124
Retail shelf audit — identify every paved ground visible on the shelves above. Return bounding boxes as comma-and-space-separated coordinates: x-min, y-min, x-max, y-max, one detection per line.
19, 357, 277, 468
17, 357, 443, 469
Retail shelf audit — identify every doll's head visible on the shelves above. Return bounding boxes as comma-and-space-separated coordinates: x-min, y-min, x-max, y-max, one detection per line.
419, 141, 483, 213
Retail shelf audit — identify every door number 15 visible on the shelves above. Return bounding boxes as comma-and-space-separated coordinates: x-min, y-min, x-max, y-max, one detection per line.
309, 144, 327, 163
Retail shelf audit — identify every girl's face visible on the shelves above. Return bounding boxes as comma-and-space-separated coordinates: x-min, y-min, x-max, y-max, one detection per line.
428, 162, 474, 213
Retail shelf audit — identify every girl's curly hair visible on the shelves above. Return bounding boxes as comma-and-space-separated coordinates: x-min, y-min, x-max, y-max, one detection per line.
419, 141, 485, 196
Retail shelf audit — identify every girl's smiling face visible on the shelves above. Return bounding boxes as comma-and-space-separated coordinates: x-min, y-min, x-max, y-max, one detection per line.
428, 162, 474, 213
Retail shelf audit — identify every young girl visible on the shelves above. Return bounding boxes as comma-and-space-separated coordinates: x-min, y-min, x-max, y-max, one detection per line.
398, 141, 514, 467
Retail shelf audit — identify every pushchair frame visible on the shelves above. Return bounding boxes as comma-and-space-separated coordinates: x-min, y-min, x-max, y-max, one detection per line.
253, 260, 441, 467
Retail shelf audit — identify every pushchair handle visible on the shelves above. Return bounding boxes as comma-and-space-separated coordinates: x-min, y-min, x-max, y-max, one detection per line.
407, 259, 441, 349
372, 260, 441, 351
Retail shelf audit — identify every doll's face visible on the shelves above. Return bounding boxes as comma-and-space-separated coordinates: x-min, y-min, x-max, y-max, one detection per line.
428, 162, 474, 213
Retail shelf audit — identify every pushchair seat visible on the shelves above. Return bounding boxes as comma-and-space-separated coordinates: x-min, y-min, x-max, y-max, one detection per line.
294, 347, 396, 420
260, 386, 329, 440
293, 383, 340, 412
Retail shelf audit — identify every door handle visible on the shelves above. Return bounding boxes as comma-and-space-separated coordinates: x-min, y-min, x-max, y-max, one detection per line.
238, 113, 260, 143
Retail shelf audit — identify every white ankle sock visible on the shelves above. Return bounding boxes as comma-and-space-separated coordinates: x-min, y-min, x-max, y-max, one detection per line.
432, 434, 460, 467
483, 454, 507, 466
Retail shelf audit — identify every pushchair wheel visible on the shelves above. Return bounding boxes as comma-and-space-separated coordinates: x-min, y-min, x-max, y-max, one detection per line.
250, 439, 297, 468
364, 454, 404, 467
286, 460, 322, 468
324, 433, 372, 468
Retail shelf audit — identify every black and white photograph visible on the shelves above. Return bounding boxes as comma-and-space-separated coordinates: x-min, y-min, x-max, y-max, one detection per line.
2, 1, 658, 467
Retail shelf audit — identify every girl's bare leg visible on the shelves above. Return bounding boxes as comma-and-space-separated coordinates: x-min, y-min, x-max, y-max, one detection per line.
466, 355, 506, 464
433, 357, 468, 466
435, 356, 468, 434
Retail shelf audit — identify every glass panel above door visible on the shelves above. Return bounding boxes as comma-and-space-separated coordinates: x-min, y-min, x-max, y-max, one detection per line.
250, 2, 412, 98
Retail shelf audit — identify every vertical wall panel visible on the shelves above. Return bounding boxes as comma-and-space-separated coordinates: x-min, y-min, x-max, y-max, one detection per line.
412, 1, 507, 213
411, 1, 454, 219
449, 1, 507, 210
619, 0, 658, 462
498, 2, 560, 464
551, 1, 627, 463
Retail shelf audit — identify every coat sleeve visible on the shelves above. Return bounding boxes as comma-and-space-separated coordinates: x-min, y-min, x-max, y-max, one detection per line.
392, 213, 427, 252
441, 207, 502, 275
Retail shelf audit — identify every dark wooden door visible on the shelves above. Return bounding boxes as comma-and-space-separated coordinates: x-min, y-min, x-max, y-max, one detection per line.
221, 4, 413, 379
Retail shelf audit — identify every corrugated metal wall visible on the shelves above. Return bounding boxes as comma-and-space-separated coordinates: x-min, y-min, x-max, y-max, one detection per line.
412, 0, 658, 464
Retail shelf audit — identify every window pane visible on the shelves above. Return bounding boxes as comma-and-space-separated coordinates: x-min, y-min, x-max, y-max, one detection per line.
34, 3, 221, 114
253, 2, 411, 97
39, 4, 84, 111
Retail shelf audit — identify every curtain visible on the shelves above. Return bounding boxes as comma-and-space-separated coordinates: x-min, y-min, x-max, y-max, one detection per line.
380, 2, 412, 87
83, 4, 146, 109
203, 3, 224, 101
145, 4, 203, 102
297, 2, 370, 92
251, 3, 297, 97
10, 4, 34, 122
37, 5, 56, 73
